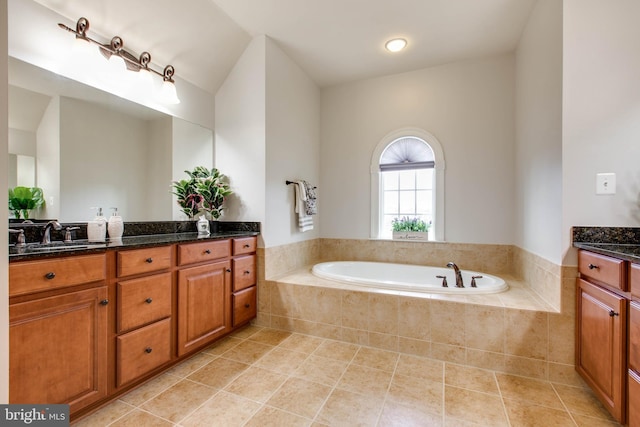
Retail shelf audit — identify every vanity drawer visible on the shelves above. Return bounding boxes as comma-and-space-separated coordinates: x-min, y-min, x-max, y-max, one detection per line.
178, 240, 231, 266
233, 237, 257, 255
630, 263, 640, 298
9, 254, 106, 297
117, 272, 172, 333
116, 318, 171, 387
578, 250, 627, 291
233, 255, 256, 291
233, 286, 256, 326
117, 246, 172, 277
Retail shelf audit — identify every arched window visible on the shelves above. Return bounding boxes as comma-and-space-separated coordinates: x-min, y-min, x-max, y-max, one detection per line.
371, 128, 445, 240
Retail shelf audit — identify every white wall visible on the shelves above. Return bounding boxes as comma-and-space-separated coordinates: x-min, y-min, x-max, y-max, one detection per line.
172, 117, 214, 220
514, 0, 563, 264
320, 55, 516, 243
59, 97, 149, 222
264, 37, 320, 247
8, 128, 35, 155
215, 36, 267, 228
1, 0, 9, 404
147, 117, 173, 220
36, 96, 60, 219
563, 0, 640, 264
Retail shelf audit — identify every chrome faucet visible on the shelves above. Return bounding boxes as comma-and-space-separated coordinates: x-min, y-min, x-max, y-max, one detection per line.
41, 220, 62, 244
446, 262, 464, 288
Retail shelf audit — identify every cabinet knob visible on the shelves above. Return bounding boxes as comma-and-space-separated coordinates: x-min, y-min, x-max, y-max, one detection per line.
609, 310, 619, 317
204, 249, 211, 254
100, 299, 109, 306
145, 347, 153, 354
243, 244, 250, 248
244, 270, 251, 275
44, 272, 56, 280
145, 298, 153, 304
588, 263, 599, 270
244, 303, 251, 308
145, 257, 153, 263
226, 268, 232, 273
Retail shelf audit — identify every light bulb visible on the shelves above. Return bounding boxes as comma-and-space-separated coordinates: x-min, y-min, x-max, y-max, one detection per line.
108, 53, 126, 73
385, 38, 407, 52
158, 80, 180, 104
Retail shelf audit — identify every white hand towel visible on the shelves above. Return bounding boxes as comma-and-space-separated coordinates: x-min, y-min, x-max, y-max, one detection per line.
294, 181, 313, 232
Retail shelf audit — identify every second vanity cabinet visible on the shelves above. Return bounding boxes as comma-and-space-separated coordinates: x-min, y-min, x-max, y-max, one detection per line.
576, 249, 636, 425
8, 233, 258, 421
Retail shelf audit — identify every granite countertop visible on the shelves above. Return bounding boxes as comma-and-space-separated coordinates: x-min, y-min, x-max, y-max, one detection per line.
8, 221, 260, 262
573, 226, 640, 263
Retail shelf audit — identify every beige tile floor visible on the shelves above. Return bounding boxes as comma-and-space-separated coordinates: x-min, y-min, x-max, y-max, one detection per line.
74, 325, 621, 427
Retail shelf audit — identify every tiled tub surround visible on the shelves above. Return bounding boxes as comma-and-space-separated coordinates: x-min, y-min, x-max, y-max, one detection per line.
257, 238, 578, 386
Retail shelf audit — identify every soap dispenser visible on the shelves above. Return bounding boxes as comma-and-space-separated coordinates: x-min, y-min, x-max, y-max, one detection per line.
108, 207, 124, 239
87, 207, 107, 242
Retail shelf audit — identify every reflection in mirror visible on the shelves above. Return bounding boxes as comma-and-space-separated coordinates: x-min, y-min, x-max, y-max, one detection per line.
8, 154, 36, 188
8, 57, 214, 223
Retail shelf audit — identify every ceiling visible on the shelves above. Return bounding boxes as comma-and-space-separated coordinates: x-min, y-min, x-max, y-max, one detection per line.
32, 0, 537, 93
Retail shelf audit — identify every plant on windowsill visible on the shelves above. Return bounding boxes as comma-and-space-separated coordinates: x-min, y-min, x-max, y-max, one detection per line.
391, 216, 430, 241
171, 166, 233, 220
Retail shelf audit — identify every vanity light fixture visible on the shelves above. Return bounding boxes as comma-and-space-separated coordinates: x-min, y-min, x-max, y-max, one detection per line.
58, 17, 180, 104
385, 38, 407, 53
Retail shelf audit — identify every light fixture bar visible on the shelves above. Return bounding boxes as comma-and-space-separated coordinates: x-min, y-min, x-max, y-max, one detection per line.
58, 17, 176, 83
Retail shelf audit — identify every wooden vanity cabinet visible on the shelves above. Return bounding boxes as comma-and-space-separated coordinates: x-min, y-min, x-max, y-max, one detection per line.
9, 234, 258, 420
114, 246, 173, 387
177, 241, 232, 356
9, 254, 108, 413
576, 250, 628, 424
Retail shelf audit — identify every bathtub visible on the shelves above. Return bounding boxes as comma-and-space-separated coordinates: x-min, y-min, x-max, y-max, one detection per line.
311, 261, 508, 294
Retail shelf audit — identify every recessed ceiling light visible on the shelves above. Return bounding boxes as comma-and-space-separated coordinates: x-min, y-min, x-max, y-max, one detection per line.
385, 38, 407, 53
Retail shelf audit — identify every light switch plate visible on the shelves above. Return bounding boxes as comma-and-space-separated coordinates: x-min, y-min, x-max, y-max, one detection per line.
596, 173, 616, 195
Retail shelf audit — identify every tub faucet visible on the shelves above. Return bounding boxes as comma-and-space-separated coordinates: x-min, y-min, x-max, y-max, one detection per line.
446, 262, 464, 288
41, 220, 62, 244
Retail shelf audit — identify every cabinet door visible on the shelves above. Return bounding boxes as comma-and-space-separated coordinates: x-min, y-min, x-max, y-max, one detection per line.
177, 260, 231, 356
575, 279, 627, 424
10, 287, 108, 414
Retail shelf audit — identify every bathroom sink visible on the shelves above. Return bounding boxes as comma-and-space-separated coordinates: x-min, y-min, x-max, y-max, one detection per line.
23, 241, 106, 253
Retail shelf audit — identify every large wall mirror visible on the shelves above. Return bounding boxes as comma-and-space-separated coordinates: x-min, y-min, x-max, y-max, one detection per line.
8, 57, 214, 222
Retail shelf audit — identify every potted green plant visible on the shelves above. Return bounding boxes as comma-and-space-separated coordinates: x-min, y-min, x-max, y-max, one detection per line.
171, 166, 233, 219
392, 216, 431, 240
8, 186, 45, 219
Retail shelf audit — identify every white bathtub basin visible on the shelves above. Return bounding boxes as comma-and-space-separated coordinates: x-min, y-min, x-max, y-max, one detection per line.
312, 261, 508, 294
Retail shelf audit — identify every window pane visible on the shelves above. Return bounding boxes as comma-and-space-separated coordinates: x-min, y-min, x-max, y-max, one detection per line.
382, 215, 397, 236
398, 170, 415, 190
416, 169, 433, 189
399, 191, 415, 214
382, 171, 399, 190
383, 191, 399, 214
416, 190, 432, 214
